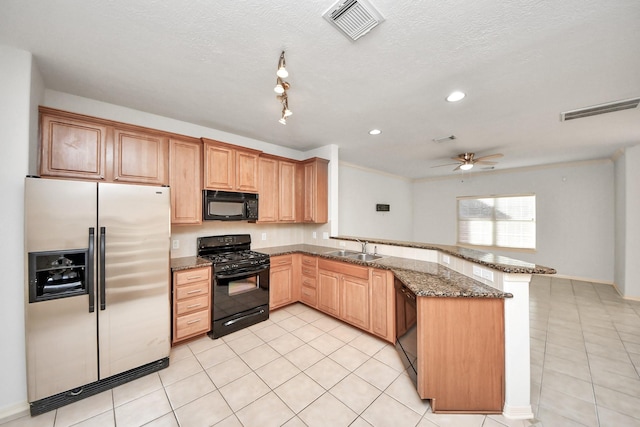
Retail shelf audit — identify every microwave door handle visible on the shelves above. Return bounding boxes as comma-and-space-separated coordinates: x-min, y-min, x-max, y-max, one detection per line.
99, 226, 106, 310
87, 227, 95, 313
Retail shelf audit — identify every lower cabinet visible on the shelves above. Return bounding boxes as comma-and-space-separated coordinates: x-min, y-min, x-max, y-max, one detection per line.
269, 255, 300, 310
300, 255, 318, 307
417, 297, 505, 413
316, 258, 394, 342
172, 266, 212, 345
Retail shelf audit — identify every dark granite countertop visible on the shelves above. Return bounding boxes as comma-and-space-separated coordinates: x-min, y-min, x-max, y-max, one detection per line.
170, 256, 212, 272
257, 244, 511, 298
336, 236, 557, 275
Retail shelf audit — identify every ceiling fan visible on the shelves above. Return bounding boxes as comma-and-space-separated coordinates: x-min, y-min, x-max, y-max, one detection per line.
432, 152, 504, 171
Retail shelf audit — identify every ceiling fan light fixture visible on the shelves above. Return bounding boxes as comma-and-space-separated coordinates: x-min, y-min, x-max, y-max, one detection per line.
460, 163, 474, 171
369, 129, 381, 135
446, 91, 466, 102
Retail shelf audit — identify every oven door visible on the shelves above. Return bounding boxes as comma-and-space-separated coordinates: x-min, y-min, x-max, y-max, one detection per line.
210, 265, 270, 338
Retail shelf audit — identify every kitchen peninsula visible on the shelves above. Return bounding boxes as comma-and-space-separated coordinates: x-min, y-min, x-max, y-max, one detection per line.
257, 238, 555, 419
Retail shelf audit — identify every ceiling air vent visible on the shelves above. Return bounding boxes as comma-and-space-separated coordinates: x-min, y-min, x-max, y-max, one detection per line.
323, 0, 385, 41
560, 97, 640, 121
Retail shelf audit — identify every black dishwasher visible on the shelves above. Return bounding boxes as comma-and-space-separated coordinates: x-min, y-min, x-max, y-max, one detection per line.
395, 279, 418, 385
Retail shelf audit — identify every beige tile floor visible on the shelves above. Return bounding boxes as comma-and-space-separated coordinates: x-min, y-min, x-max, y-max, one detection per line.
3, 275, 640, 427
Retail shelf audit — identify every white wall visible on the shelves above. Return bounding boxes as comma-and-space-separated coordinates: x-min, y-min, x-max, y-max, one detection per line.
615, 146, 640, 298
0, 45, 43, 418
413, 160, 615, 283
338, 163, 413, 241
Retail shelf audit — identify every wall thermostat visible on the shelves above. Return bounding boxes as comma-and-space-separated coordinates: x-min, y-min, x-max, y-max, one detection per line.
376, 204, 390, 212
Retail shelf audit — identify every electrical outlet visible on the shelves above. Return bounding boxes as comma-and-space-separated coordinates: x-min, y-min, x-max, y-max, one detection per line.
172, 240, 179, 249
261, 233, 267, 241
472, 265, 482, 277
442, 254, 450, 265
322, 232, 329, 240
313, 232, 317, 239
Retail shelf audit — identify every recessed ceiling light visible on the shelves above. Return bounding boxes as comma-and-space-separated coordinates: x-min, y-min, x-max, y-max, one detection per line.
369, 129, 381, 135
446, 91, 466, 102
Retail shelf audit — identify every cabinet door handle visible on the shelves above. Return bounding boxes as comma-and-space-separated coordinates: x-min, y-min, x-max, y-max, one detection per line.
187, 319, 201, 325
187, 289, 202, 294
186, 303, 201, 309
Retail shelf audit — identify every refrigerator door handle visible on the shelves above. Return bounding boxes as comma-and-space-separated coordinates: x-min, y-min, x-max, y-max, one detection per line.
88, 227, 95, 313
99, 226, 106, 310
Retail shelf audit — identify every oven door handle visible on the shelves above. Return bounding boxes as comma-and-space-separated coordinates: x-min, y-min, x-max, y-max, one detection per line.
215, 265, 269, 280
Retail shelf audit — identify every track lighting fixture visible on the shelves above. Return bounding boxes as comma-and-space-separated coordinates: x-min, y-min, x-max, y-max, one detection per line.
274, 51, 292, 124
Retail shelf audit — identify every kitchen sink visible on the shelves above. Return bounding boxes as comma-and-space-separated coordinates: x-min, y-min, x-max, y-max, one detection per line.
348, 253, 384, 262
325, 249, 360, 257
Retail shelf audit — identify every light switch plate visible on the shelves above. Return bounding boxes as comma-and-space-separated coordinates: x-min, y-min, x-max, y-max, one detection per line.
313, 232, 317, 239
442, 254, 450, 265
172, 240, 179, 249
261, 233, 267, 241
323, 232, 329, 239
473, 265, 482, 277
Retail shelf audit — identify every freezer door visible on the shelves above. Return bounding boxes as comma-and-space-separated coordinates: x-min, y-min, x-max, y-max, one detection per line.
97, 183, 171, 378
24, 177, 99, 401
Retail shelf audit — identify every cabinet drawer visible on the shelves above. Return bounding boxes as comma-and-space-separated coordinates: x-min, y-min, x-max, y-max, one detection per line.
302, 266, 317, 278
300, 285, 317, 306
301, 277, 316, 289
176, 294, 210, 315
175, 282, 209, 300
175, 267, 211, 286
301, 256, 317, 267
271, 255, 293, 266
175, 310, 209, 339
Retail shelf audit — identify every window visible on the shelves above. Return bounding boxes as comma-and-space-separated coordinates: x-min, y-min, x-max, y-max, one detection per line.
457, 194, 536, 250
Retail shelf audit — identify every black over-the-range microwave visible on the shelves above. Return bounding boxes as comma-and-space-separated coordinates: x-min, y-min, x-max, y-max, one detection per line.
203, 190, 259, 221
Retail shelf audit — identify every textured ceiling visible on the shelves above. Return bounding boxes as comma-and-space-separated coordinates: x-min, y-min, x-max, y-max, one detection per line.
1, 0, 639, 178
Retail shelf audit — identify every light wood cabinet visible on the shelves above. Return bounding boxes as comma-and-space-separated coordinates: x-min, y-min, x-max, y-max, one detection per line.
300, 255, 318, 307
317, 268, 341, 317
39, 107, 169, 186
302, 158, 329, 223
202, 138, 260, 192
270, 255, 300, 310
40, 109, 108, 180
258, 155, 298, 223
341, 275, 370, 330
112, 127, 168, 185
370, 269, 395, 342
172, 266, 212, 345
417, 297, 504, 413
169, 137, 202, 225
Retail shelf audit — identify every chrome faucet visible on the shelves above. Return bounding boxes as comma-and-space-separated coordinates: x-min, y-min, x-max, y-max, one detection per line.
355, 238, 368, 254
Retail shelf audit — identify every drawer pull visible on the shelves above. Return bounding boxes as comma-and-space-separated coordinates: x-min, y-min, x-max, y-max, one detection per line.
187, 289, 202, 294
187, 319, 201, 325
186, 303, 201, 309
187, 275, 202, 280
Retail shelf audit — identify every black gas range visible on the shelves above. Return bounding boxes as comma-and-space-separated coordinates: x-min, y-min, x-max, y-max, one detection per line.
197, 234, 270, 338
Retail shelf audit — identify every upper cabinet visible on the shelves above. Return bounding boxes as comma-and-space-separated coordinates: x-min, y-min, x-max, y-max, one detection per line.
302, 157, 329, 223
39, 107, 169, 186
112, 127, 168, 185
258, 154, 298, 223
202, 138, 260, 193
40, 109, 108, 181
169, 137, 202, 225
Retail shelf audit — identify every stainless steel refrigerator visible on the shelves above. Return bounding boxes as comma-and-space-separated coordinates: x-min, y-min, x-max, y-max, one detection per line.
24, 177, 171, 414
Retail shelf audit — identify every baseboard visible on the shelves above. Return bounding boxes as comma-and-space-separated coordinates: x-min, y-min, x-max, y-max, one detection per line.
545, 274, 640, 302
0, 401, 29, 425
549, 273, 614, 286
503, 404, 534, 420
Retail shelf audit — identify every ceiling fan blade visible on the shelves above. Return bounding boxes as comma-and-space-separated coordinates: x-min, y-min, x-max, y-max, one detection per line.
453, 164, 462, 171
475, 160, 498, 165
474, 153, 503, 162
431, 162, 460, 168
